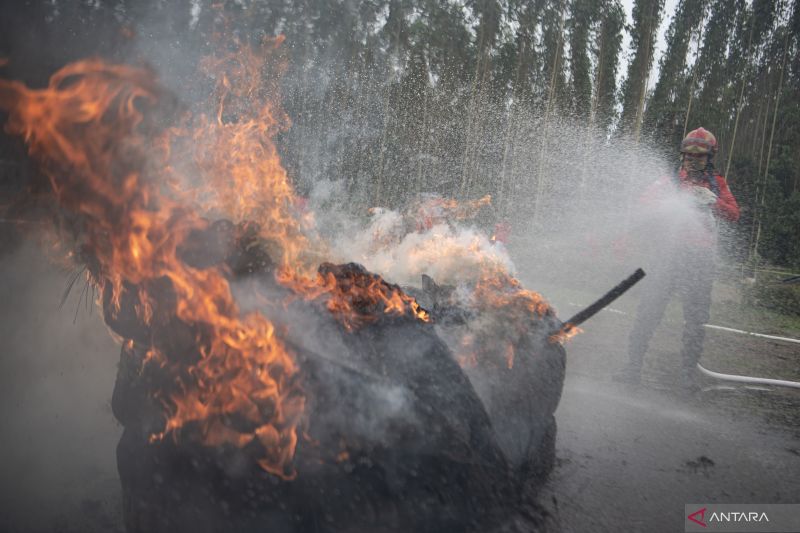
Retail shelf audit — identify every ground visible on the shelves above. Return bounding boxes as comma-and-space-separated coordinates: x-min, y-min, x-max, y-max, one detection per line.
0, 244, 798, 532
532, 280, 800, 533
538, 373, 800, 532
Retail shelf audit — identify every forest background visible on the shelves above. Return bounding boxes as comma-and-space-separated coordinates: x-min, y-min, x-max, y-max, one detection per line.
1, 0, 799, 312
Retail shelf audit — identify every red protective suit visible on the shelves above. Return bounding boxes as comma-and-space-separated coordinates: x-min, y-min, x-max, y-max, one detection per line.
639, 169, 740, 248
677, 169, 739, 222
643, 170, 740, 222
618, 168, 740, 390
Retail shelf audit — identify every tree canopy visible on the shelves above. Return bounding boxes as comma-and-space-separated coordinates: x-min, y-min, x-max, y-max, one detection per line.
1, 0, 799, 268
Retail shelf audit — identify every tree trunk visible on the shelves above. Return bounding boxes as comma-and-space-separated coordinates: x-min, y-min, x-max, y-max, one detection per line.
632, 0, 658, 143
724, 9, 756, 181
532, 1, 566, 228
751, 31, 789, 271
682, 9, 706, 138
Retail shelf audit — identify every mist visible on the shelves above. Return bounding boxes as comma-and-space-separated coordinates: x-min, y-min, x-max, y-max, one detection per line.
0, 243, 122, 533
1, 1, 798, 532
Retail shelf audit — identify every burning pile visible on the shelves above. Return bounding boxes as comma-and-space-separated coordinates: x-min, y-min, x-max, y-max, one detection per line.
0, 54, 306, 478
0, 40, 567, 532
278, 262, 430, 332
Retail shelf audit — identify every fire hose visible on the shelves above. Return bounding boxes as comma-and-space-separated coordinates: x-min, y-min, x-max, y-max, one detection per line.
697, 363, 800, 390
697, 271, 800, 389
558, 270, 800, 391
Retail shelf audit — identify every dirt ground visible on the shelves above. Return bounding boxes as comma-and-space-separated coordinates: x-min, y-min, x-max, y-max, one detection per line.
1, 244, 798, 532
534, 304, 800, 533
0, 244, 123, 533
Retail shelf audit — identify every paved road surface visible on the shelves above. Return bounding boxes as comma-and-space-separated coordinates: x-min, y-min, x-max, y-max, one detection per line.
538, 373, 800, 532
2, 244, 799, 532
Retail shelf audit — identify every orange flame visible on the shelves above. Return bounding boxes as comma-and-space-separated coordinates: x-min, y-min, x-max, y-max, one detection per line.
163, 37, 316, 271
505, 343, 515, 369
0, 51, 303, 477
414, 194, 492, 231
1, 32, 570, 476
160, 40, 424, 332
473, 268, 552, 318
0, 38, 434, 476
278, 266, 430, 332
549, 323, 582, 344
435, 258, 567, 370
439, 194, 492, 220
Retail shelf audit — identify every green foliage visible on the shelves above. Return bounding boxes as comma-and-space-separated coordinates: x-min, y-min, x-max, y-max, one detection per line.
619, 0, 665, 135
568, 0, 596, 118
8, 0, 798, 270
644, 0, 702, 144
593, 0, 625, 131
742, 272, 800, 317
761, 187, 800, 268
540, 0, 569, 111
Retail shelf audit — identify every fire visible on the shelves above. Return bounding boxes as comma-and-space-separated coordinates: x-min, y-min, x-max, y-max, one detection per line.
161, 39, 426, 332
350, 206, 575, 372
358, 188, 582, 376
505, 343, 515, 369
439, 194, 493, 220
1, 34, 568, 478
0, 52, 304, 478
549, 323, 583, 344
0, 38, 435, 477
473, 268, 551, 318
163, 38, 317, 271
448, 270, 563, 372
278, 263, 430, 332
415, 193, 492, 231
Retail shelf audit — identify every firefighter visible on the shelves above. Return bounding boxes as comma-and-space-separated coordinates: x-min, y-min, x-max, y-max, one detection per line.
616, 127, 740, 390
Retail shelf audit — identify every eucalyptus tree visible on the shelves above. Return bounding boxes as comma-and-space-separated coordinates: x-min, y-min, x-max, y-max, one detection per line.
489, 0, 547, 211
569, 0, 597, 119
689, 0, 739, 135
643, 0, 704, 146
619, 0, 665, 140
592, 0, 625, 133
412, 0, 475, 198
540, 0, 569, 113
459, 0, 504, 197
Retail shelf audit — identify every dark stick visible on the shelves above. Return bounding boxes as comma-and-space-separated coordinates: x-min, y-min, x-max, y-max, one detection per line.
563, 268, 646, 328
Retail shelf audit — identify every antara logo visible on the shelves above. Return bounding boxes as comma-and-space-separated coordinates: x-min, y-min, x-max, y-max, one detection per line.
687, 506, 771, 527
687, 507, 707, 527
709, 511, 770, 523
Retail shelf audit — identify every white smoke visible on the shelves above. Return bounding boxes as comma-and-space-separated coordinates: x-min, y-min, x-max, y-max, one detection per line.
333, 214, 514, 288
306, 178, 517, 289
